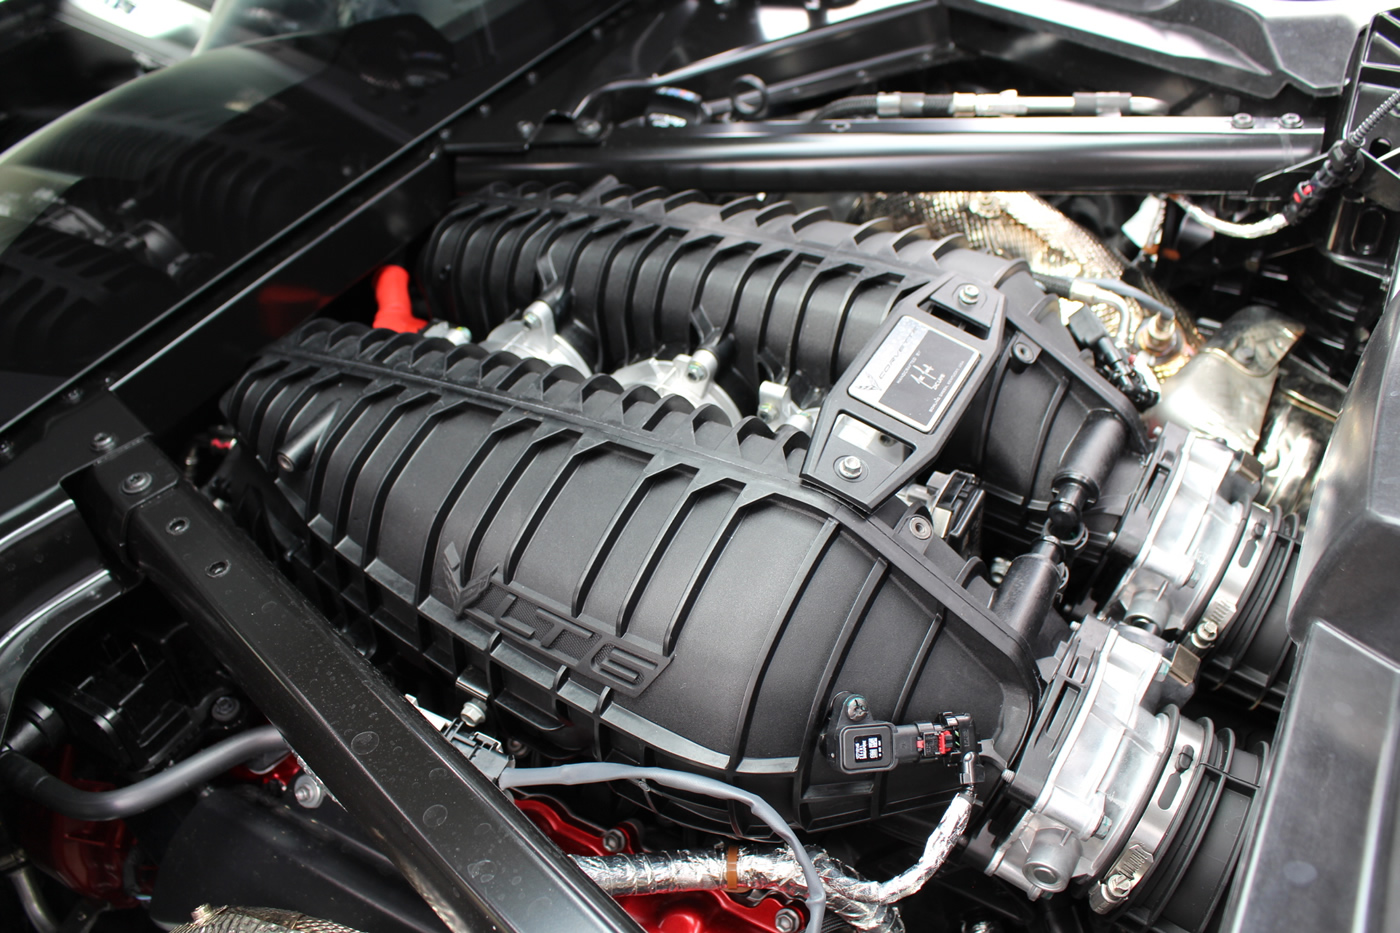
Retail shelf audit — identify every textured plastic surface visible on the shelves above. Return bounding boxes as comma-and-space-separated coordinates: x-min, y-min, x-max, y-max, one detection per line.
423, 177, 1143, 521
1222, 622, 1400, 933
1291, 289, 1400, 662
223, 321, 1037, 832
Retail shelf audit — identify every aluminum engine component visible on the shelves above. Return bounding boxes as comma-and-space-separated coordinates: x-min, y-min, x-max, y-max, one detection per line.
611, 349, 741, 422
853, 191, 1198, 376
1149, 305, 1303, 453
480, 299, 593, 374
1107, 430, 1272, 639
982, 617, 1266, 925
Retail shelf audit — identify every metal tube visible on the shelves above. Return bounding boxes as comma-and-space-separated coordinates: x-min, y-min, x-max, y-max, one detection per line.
452, 117, 1321, 195
9, 865, 58, 933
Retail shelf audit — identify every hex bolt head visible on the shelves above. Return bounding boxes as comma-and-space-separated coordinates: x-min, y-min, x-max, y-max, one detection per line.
909, 515, 933, 539
685, 361, 707, 382
211, 695, 241, 723
1280, 112, 1304, 129
521, 310, 541, 330
1196, 620, 1220, 643
844, 694, 869, 722
957, 283, 982, 305
121, 472, 153, 495
835, 455, 865, 480
773, 909, 802, 933
90, 432, 116, 454
1231, 112, 1254, 129
757, 403, 777, 423
460, 698, 488, 727
293, 774, 325, 809
601, 828, 628, 853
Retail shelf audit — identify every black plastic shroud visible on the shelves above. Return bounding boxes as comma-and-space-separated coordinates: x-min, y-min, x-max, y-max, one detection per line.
223, 321, 1038, 833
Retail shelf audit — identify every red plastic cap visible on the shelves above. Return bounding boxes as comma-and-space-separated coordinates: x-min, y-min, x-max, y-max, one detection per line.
372, 265, 427, 333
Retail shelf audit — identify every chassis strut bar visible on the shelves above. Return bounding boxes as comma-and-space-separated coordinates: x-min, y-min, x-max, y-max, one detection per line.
66, 438, 638, 933
450, 116, 1322, 195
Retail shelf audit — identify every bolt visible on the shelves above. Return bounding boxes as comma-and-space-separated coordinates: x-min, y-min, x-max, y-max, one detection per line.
211, 695, 241, 723
909, 515, 933, 539
460, 698, 488, 727
90, 432, 116, 453
63, 387, 84, 405
1094, 814, 1113, 838
773, 909, 802, 933
757, 403, 777, 423
1012, 342, 1036, 366
844, 695, 869, 722
293, 774, 325, 809
521, 309, 541, 330
121, 472, 152, 495
1231, 112, 1254, 129
835, 455, 865, 480
1195, 620, 1220, 644
601, 828, 628, 853
957, 283, 982, 305
1280, 112, 1304, 129
685, 361, 707, 383
576, 117, 603, 138
1105, 873, 1134, 899
516, 120, 535, 139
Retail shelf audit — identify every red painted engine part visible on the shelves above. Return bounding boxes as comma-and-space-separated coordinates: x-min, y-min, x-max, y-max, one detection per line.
515, 796, 804, 933
23, 747, 143, 908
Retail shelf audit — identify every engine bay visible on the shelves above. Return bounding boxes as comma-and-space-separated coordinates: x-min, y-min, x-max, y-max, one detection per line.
4, 2, 1400, 933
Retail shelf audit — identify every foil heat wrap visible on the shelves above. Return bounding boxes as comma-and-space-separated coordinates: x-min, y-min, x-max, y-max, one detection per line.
575, 791, 976, 933
855, 192, 1199, 377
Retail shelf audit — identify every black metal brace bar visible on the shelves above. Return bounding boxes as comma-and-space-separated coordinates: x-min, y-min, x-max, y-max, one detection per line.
65, 438, 637, 933
451, 116, 1322, 195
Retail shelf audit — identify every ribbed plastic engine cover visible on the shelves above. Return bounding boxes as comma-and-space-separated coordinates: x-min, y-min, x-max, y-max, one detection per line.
224, 321, 1037, 832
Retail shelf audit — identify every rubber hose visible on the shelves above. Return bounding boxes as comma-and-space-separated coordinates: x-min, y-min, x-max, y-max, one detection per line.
0, 725, 288, 822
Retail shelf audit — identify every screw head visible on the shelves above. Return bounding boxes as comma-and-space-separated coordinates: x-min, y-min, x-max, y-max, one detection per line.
121, 472, 152, 495
211, 695, 241, 723
1231, 112, 1254, 129
844, 694, 869, 722
1013, 342, 1037, 366
685, 361, 707, 383
957, 283, 982, 305
601, 828, 628, 853
1105, 873, 1135, 899
1280, 112, 1304, 129
909, 515, 933, 539
460, 698, 488, 727
773, 908, 802, 933
90, 432, 116, 453
293, 774, 325, 809
757, 403, 777, 423
1094, 814, 1113, 838
516, 120, 535, 139
1196, 620, 1220, 643
835, 455, 865, 480
521, 310, 541, 330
